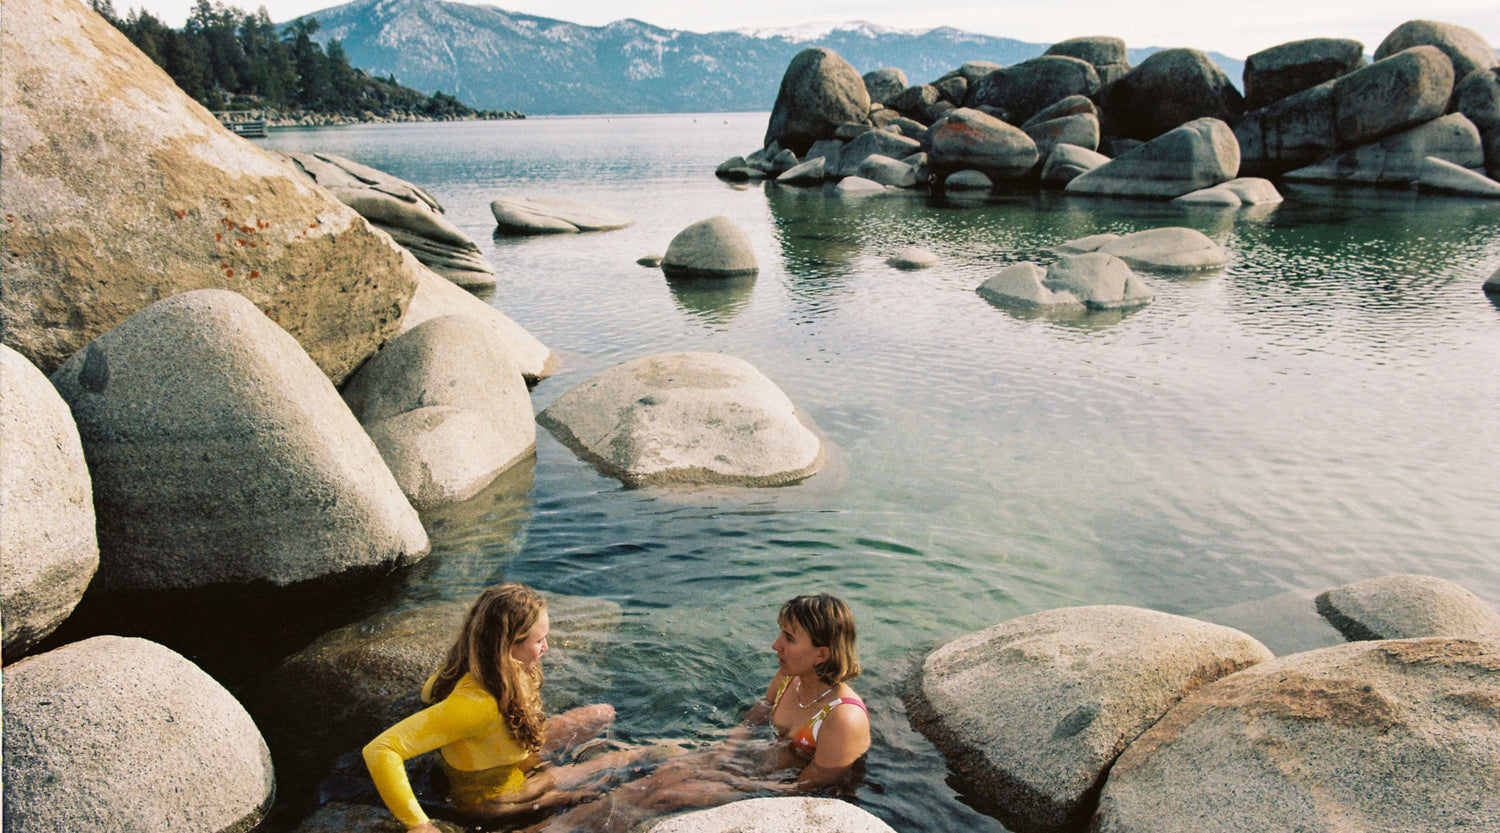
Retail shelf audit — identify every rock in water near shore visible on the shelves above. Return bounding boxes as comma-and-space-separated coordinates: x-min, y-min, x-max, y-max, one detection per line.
274, 151, 498, 290
1092, 637, 1500, 832
0, 0, 419, 384
764, 47, 872, 155
979, 253, 1154, 312
1284, 112, 1487, 185
969, 56, 1103, 127
489, 196, 635, 234
1315, 574, 1500, 640
341, 315, 536, 509
637, 797, 898, 833
904, 606, 1272, 833
1455, 68, 1500, 179
662, 216, 760, 277
538, 352, 823, 487
1066, 118, 1240, 199
1332, 46, 1456, 148
3, 636, 275, 832
1056, 228, 1229, 274
0, 345, 98, 663
48, 289, 428, 592
887, 247, 938, 269
398, 266, 557, 383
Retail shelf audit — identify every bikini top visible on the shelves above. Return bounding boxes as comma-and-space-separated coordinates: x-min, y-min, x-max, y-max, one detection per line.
771, 676, 868, 757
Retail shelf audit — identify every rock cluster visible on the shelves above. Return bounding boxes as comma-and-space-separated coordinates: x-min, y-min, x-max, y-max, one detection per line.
727, 21, 1500, 203
907, 574, 1500, 833
274, 151, 499, 290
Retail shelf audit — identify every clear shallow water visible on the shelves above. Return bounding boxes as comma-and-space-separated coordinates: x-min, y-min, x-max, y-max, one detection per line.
259, 115, 1500, 832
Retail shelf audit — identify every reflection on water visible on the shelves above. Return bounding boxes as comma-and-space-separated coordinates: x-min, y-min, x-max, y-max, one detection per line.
665, 273, 757, 327
254, 117, 1500, 833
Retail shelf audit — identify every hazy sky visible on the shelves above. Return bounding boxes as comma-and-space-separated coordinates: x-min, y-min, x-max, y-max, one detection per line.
125, 0, 1499, 60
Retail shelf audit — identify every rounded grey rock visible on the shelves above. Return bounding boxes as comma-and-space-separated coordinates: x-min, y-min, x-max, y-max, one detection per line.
1096, 227, 1229, 274
929, 108, 1040, 182
1066, 118, 1240, 199
1374, 19, 1499, 80
538, 352, 823, 487
398, 267, 558, 383
490, 196, 634, 235
904, 605, 1272, 833
1243, 38, 1366, 111
1104, 48, 1245, 141
1316, 573, 1500, 640
48, 289, 429, 592
887, 247, 939, 269
863, 67, 909, 105
1094, 637, 1500, 833
764, 47, 871, 155
3, 636, 275, 833
662, 216, 759, 278
636, 797, 897, 833
1332, 46, 1455, 148
0, 344, 98, 662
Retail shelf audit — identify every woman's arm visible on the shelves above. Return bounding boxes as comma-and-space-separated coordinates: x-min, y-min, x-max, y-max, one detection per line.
795, 701, 870, 791
363, 694, 492, 829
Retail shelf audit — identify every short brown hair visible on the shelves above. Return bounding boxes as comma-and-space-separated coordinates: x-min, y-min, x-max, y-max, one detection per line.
780, 594, 860, 685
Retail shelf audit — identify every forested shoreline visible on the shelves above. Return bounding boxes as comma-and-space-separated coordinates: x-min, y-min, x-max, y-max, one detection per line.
90, 0, 522, 123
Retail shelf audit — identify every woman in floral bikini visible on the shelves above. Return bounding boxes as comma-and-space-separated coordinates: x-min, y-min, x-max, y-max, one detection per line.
528, 593, 871, 833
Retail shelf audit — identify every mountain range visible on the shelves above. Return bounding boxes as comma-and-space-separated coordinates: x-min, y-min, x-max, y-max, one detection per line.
302, 0, 1246, 115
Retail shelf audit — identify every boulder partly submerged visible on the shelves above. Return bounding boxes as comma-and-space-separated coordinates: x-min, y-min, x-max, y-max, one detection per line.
0, 345, 98, 662
49, 289, 428, 593
637, 797, 897, 833
662, 216, 759, 278
341, 314, 536, 510
904, 606, 1273, 833
1093, 637, 1500, 833
397, 266, 557, 383
3, 636, 275, 833
1315, 574, 1500, 640
978, 254, 1153, 312
490, 196, 634, 235
538, 352, 823, 487
1057, 228, 1230, 274
764, 47, 872, 155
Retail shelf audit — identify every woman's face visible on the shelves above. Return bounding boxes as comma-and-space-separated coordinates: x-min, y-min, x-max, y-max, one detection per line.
510, 608, 550, 669
772, 617, 829, 678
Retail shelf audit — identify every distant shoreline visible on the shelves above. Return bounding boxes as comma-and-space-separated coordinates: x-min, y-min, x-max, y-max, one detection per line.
219, 109, 526, 129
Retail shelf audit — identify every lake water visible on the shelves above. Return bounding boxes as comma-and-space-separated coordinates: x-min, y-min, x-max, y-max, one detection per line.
258, 115, 1500, 832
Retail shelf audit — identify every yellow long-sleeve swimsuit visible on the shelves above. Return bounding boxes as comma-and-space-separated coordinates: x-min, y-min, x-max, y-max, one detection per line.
363, 673, 532, 829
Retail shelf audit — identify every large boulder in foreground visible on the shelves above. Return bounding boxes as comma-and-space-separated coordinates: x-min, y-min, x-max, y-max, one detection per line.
1374, 19, 1500, 81
1103, 49, 1245, 141
49, 290, 428, 593
342, 315, 536, 509
0, 0, 418, 384
489, 196, 634, 235
637, 797, 897, 833
538, 352, 823, 487
764, 48, 871, 155
275, 151, 497, 290
1315, 574, 1500, 640
0, 345, 97, 662
662, 216, 759, 278
1066, 117, 1239, 199
904, 606, 1272, 833
3, 636, 275, 832
929, 108, 1041, 184
1093, 637, 1500, 833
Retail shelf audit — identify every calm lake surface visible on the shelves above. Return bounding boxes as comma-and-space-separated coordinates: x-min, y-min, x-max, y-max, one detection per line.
259, 114, 1500, 832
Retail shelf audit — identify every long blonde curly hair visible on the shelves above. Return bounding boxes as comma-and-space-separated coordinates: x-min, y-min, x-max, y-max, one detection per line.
426, 583, 547, 751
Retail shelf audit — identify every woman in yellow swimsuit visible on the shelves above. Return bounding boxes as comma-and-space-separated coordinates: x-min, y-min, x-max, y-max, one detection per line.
524, 593, 871, 833
363, 583, 658, 832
